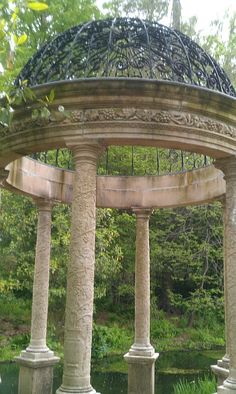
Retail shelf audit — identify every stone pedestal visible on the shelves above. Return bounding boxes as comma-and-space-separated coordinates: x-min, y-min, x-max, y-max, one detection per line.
16, 352, 59, 394
16, 199, 59, 394
56, 143, 102, 394
125, 208, 158, 394
214, 158, 236, 393
124, 353, 159, 394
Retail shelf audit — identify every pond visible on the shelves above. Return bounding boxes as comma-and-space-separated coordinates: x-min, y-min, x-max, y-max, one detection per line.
0, 349, 223, 394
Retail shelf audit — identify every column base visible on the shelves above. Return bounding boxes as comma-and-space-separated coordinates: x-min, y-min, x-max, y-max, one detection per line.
15, 350, 60, 394
212, 359, 229, 387
124, 351, 159, 394
216, 376, 236, 393
128, 343, 155, 357
56, 387, 100, 394
217, 387, 236, 393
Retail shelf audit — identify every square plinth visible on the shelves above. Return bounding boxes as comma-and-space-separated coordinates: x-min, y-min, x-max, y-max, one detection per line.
16, 351, 59, 394
124, 352, 159, 394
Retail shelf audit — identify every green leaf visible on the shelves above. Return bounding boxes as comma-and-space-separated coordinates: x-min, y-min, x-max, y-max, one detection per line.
27, 2, 49, 11
49, 89, 55, 103
17, 33, 28, 45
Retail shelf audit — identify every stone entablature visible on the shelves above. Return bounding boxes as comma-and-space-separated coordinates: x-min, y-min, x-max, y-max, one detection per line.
0, 80, 236, 170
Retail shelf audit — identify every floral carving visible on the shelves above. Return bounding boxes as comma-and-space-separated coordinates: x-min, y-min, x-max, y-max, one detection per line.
1, 107, 236, 139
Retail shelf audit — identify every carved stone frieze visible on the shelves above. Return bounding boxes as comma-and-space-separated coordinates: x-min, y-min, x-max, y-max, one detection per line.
2, 108, 236, 139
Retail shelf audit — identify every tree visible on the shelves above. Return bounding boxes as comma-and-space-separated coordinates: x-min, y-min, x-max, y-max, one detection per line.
171, 0, 181, 30
201, 11, 236, 86
103, 0, 171, 21
0, 0, 101, 88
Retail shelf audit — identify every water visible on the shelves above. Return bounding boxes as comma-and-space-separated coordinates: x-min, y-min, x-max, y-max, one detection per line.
0, 349, 223, 394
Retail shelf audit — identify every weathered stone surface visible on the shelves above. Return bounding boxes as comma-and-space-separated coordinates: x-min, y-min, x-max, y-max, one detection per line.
129, 208, 154, 356
17, 356, 59, 394
16, 198, 59, 394
125, 209, 158, 394
124, 353, 159, 394
27, 199, 53, 352
6, 158, 226, 208
214, 157, 236, 393
1, 80, 236, 169
56, 143, 102, 394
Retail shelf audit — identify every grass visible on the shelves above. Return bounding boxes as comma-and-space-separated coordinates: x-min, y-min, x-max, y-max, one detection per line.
173, 376, 217, 394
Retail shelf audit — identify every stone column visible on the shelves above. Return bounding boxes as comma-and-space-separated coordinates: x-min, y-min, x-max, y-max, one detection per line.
212, 200, 230, 386
56, 143, 102, 394
124, 208, 158, 394
214, 157, 236, 394
16, 198, 59, 394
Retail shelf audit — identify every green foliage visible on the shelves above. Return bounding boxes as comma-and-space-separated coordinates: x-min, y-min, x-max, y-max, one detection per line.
0, 190, 37, 297
186, 328, 224, 350
10, 333, 30, 350
92, 323, 132, 360
173, 376, 216, 394
150, 203, 223, 322
0, 0, 101, 125
151, 316, 178, 340
0, 295, 31, 324
201, 12, 236, 86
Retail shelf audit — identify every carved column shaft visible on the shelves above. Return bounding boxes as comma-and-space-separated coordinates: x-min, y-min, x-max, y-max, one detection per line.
223, 200, 230, 364
124, 208, 158, 394
215, 157, 236, 393
57, 143, 101, 394
28, 199, 53, 352
223, 167, 236, 373
135, 210, 150, 346
133, 209, 153, 352
16, 199, 59, 394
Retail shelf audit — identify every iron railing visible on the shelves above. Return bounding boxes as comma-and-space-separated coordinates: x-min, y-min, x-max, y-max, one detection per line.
31, 147, 212, 176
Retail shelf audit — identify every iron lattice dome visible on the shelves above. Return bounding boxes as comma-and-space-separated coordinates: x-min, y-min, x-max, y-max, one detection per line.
16, 17, 236, 96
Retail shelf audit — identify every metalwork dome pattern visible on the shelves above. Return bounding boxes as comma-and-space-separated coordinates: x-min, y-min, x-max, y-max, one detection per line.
16, 17, 236, 96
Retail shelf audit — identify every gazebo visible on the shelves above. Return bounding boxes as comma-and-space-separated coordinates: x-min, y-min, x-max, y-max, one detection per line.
1, 17, 236, 394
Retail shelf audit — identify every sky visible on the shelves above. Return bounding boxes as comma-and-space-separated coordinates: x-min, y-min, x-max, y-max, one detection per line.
96, 0, 236, 34
178, 0, 236, 32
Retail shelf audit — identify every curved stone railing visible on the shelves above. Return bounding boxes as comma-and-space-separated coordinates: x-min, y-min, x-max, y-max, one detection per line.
5, 157, 225, 208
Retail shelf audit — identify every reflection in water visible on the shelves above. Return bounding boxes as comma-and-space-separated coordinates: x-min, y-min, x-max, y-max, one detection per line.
0, 350, 223, 394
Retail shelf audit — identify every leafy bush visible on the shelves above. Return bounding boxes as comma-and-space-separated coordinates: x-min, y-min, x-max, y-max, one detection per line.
151, 315, 178, 339
10, 333, 30, 349
187, 328, 225, 349
92, 323, 132, 360
0, 295, 31, 324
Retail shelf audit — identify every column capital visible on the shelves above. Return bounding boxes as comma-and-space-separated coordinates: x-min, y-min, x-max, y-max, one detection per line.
33, 198, 53, 212
132, 208, 153, 218
214, 156, 236, 181
67, 140, 105, 164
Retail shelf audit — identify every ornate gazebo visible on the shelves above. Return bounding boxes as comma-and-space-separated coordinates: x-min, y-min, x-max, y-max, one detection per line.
1, 17, 236, 394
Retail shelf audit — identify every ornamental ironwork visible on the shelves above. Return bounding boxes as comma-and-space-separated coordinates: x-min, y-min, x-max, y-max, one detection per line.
32, 147, 212, 176
16, 17, 236, 97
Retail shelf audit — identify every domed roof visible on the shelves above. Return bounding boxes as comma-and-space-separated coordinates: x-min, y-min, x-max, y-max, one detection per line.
16, 17, 236, 97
